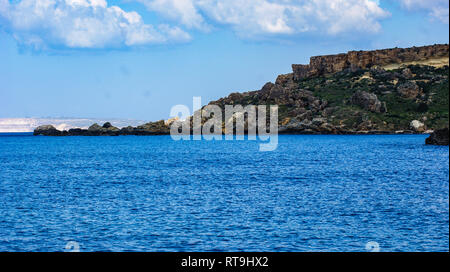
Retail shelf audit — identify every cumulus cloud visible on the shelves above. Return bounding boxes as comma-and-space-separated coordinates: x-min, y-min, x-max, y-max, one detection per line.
398, 0, 449, 23
141, 0, 208, 30
137, 0, 390, 37
0, 0, 191, 50
7, 0, 444, 50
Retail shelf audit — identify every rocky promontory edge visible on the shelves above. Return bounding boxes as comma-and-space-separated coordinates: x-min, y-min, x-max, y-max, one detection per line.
425, 128, 449, 146
34, 44, 449, 145
34, 121, 170, 136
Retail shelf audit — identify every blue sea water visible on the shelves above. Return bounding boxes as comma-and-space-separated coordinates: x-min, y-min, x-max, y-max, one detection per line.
0, 134, 448, 252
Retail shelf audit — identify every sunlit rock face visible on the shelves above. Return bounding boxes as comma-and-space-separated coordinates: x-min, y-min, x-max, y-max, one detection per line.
292, 44, 449, 80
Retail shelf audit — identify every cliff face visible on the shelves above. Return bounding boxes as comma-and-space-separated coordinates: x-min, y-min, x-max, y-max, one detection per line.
292, 44, 449, 80
208, 44, 449, 135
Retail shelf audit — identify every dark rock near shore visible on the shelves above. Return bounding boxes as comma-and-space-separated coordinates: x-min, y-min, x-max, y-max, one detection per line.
34, 125, 63, 136
426, 128, 449, 145
84, 122, 120, 136
33, 121, 170, 136
102, 122, 113, 128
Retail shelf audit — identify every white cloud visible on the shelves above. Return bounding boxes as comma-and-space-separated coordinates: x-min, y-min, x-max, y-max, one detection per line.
0, 0, 191, 49
140, 0, 208, 30
6, 0, 445, 50
137, 0, 390, 37
398, 0, 449, 24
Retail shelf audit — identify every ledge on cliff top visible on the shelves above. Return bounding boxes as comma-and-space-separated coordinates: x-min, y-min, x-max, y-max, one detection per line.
291, 44, 449, 80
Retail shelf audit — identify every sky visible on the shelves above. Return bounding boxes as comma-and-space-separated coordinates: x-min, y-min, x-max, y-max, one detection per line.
0, 0, 449, 122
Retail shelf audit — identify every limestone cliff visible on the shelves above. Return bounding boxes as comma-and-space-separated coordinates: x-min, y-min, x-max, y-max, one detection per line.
207, 44, 449, 135
291, 44, 449, 80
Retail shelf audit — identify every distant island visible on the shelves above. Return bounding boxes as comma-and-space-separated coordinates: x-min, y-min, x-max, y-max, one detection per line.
34, 44, 449, 145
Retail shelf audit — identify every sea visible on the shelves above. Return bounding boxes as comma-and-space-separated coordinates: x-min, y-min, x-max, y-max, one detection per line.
0, 133, 448, 252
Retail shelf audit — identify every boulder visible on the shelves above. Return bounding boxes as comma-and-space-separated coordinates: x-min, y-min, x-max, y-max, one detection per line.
351, 91, 386, 113
104, 124, 120, 133
426, 128, 449, 145
102, 122, 113, 128
67, 128, 86, 136
397, 81, 421, 99
33, 125, 62, 136
88, 123, 102, 131
135, 120, 170, 135
120, 126, 135, 135
409, 120, 426, 133
86, 122, 119, 135
401, 68, 414, 79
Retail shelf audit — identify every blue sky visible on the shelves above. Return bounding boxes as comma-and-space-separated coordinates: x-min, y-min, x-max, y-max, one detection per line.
0, 0, 449, 121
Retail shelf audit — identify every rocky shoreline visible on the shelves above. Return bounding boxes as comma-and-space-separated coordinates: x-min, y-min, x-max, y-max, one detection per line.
425, 128, 449, 145
34, 122, 436, 136
34, 121, 169, 136
33, 44, 449, 145
34, 122, 449, 146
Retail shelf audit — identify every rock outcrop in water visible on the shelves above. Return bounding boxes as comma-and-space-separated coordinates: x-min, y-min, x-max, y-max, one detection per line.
34, 125, 65, 136
34, 121, 170, 136
34, 44, 449, 136
426, 128, 449, 145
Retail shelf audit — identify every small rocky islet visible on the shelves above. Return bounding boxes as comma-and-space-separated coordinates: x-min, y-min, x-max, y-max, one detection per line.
34, 121, 169, 136
34, 44, 449, 145
425, 128, 449, 146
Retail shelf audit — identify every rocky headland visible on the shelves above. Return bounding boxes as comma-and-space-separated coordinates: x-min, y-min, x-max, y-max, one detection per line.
34, 44, 449, 144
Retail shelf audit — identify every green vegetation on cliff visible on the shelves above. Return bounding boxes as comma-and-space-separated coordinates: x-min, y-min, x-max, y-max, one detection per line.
306, 65, 448, 131
209, 64, 449, 134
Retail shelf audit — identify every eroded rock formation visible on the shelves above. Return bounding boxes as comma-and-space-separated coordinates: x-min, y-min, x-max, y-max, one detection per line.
292, 44, 449, 80
351, 91, 386, 113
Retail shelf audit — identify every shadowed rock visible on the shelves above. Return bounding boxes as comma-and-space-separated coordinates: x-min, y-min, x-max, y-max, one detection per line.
88, 123, 102, 131
33, 125, 63, 136
351, 91, 387, 113
86, 122, 120, 136
397, 81, 422, 99
33, 121, 169, 136
102, 122, 113, 129
426, 128, 449, 145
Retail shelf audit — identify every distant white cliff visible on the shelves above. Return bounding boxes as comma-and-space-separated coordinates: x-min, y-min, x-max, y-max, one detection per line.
0, 118, 144, 133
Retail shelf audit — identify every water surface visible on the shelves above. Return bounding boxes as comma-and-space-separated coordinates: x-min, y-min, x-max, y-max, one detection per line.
0, 134, 448, 252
